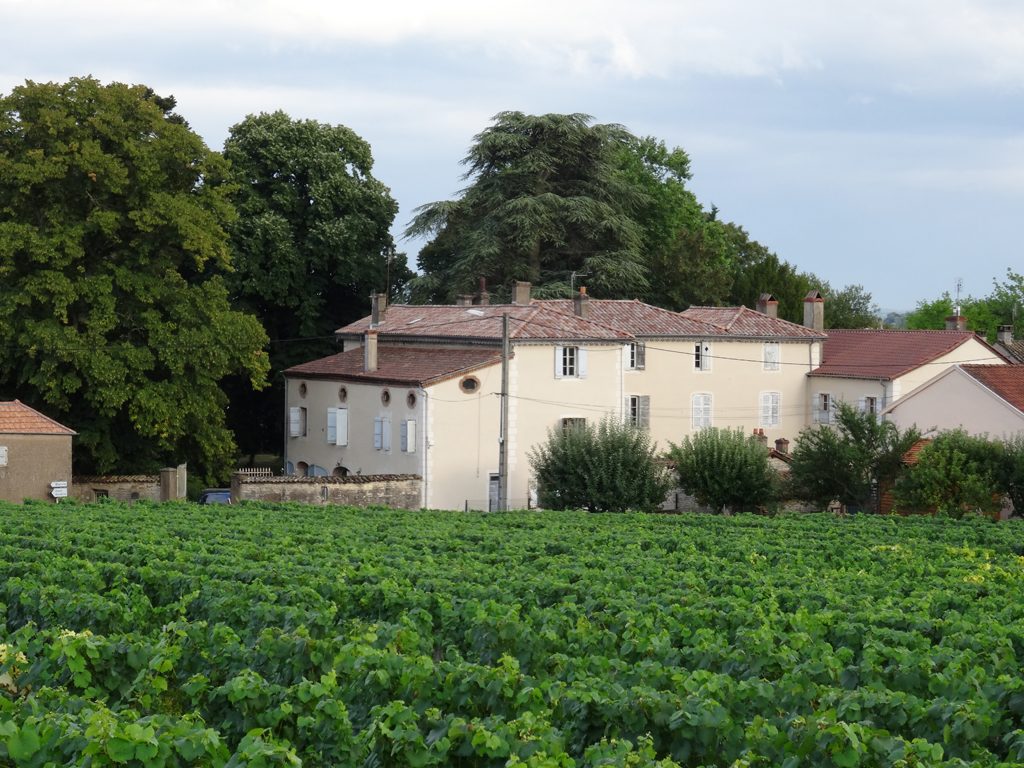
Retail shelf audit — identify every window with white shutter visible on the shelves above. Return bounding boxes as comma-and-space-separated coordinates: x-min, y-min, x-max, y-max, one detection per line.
763, 343, 780, 371
555, 346, 585, 378
627, 342, 646, 370
691, 393, 712, 429
815, 393, 833, 424
400, 419, 417, 453
694, 341, 712, 371
288, 406, 307, 437
759, 392, 780, 427
327, 408, 348, 446
627, 395, 651, 428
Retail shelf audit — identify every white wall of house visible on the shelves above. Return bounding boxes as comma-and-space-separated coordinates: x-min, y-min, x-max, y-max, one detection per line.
808, 338, 1004, 425
284, 377, 424, 481
885, 369, 1024, 438
630, 338, 820, 449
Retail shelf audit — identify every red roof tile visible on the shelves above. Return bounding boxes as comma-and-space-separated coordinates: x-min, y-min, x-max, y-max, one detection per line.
902, 438, 932, 465
811, 329, 998, 380
0, 401, 76, 435
961, 364, 1024, 413
537, 299, 720, 336
680, 306, 826, 339
335, 304, 630, 342
285, 346, 501, 386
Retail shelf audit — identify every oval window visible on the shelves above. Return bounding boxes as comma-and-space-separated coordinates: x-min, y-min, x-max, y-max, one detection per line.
406, 391, 417, 408
460, 376, 480, 394
338, 386, 348, 403
298, 382, 308, 398
381, 389, 391, 406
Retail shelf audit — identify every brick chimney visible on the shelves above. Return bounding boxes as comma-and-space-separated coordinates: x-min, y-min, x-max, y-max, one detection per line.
364, 329, 378, 372
775, 437, 790, 455
474, 277, 490, 306
945, 314, 968, 331
512, 281, 532, 305
803, 290, 824, 332
455, 294, 474, 306
998, 325, 1014, 345
573, 286, 590, 319
756, 293, 779, 319
753, 428, 768, 447
370, 292, 387, 327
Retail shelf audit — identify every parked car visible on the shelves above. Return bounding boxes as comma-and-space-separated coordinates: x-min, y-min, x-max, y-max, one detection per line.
198, 488, 232, 505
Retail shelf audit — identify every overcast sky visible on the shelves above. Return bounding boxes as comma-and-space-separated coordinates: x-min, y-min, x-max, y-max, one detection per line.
3, 0, 1023, 311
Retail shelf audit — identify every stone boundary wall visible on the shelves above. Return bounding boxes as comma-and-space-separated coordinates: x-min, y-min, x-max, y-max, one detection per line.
232, 474, 422, 509
72, 475, 161, 503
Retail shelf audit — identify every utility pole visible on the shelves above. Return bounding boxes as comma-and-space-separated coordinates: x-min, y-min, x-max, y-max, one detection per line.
497, 312, 510, 511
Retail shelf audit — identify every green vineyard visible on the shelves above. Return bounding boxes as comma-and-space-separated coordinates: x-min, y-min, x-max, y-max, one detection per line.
2, 502, 1024, 766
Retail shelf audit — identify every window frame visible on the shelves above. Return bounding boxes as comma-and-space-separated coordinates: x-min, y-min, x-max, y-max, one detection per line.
694, 341, 712, 372
759, 391, 781, 428
691, 392, 712, 429
763, 342, 780, 371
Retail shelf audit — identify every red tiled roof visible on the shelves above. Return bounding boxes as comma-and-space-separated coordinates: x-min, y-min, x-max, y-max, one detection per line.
810, 329, 997, 380
680, 306, 826, 339
536, 299, 720, 336
284, 346, 501, 386
0, 400, 76, 435
902, 438, 932, 465
335, 304, 630, 342
961, 364, 1024, 413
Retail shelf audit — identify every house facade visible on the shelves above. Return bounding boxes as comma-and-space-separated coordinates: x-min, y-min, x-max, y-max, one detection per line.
0, 400, 75, 504
807, 327, 1006, 424
883, 364, 1024, 438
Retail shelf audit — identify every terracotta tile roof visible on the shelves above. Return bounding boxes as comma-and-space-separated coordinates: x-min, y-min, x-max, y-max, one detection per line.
536, 299, 720, 336
335, 304, 630, 342
995, 339, 1024, 364
285, 346, 501, 386
0, 400, 76, 435
679, 306, 826, 339
902, 438, 932, 465
961, 364, 1024, 413
810, 329, 998, 380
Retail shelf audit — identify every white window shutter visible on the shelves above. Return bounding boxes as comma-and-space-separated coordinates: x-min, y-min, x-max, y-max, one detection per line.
382, 416, 391, 451
636, 342, 646, 370
857, 397, 866, 413
326, 408, 337, 444
404, 420, 416, 453
289, 407, 301, 437
554, 346, 564, 379
336, 408, 349, 446
639, 395, 650, 429
578, 348, 588, 379
400, 419, 408, 452
373, 417, 383, 449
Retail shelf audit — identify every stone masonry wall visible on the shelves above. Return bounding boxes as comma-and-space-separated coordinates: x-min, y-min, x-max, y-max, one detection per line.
232, 474, 421, 509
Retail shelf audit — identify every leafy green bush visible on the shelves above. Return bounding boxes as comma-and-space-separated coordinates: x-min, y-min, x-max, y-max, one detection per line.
894, 429, 1005, 518
788, 402, 920, 511
999, 433, 1024, 518
529, 417, 671, 512
667, 427, 778, 513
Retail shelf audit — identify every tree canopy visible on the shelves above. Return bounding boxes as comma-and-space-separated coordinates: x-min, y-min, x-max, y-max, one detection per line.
406, 112, 653, 302
904, 271, 1022, 341
0, 77, 269, 477
222, 111, 406, 456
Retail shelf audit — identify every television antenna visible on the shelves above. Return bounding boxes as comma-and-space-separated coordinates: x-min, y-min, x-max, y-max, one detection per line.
954, 278, 963, 316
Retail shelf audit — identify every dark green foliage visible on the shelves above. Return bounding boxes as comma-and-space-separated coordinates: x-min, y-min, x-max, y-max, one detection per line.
1001, 434, 1024, 517
668, 427, 778, 513
788, 402, 920, 511
822, 283, 881, 329
894, 429, 1005, 518
528, 416, 671, 512
0, 77, 269, 476
407, 112, 654, 302
222, 111, 408, 458
5, 503, 1024, 765
904, 270, 1024, 342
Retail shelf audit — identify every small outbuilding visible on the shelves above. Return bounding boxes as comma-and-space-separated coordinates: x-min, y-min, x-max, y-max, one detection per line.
0, 400, 76, 504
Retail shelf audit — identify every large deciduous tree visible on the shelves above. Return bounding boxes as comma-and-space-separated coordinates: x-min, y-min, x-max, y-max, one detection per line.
407, 112, 652, 301
0, 77, 269, 477
222, 111, 406, 458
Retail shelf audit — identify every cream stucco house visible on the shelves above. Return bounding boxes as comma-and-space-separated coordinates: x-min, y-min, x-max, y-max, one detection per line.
283, 286, 824, 510
883, 364, 1024, 439
806, 321, 1006, 424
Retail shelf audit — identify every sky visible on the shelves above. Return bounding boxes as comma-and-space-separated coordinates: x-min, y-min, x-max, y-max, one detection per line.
3, 0, 1023, 312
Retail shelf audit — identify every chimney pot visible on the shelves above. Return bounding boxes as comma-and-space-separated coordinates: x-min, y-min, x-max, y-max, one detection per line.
363, 329, 378, 372
945, 314, 968, 332
997, 324, 1013, 344
474, 278, 490, 306
803, 290, 825, 332
370, 292, 387, 326
573, 287, 590, 319
756, 293, 779, 319
775, 437, 790, 455
513, 281, 532, 305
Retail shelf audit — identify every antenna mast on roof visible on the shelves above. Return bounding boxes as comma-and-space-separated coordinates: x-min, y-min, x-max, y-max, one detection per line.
954, 278, 963, 317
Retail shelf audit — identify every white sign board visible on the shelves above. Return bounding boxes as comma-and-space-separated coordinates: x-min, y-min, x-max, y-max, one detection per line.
50, 481, 68, 488
51, 487, 68, 498
0, 446, 7, 467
